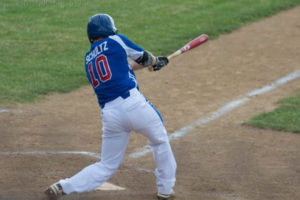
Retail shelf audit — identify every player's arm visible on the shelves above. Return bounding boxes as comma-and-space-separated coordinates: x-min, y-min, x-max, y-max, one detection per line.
131, 51, 155, 71
128, 58, 144, 71
133, 51, 169, 71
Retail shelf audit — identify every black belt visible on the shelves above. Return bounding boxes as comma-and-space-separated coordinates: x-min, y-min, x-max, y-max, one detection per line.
100, 91, 130, 109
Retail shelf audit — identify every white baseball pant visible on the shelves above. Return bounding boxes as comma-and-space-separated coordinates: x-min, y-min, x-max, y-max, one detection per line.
59, 88, 177, 195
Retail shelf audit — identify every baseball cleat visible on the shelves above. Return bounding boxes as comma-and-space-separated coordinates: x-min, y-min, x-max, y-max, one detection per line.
45, 182, 65, 199
157, 189, 175, 200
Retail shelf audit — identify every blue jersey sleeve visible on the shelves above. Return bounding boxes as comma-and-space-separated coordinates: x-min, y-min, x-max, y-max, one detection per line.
109, 34, 144, 60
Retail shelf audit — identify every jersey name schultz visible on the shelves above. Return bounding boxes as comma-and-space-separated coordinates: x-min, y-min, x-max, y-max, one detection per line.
85, 34, 144, 106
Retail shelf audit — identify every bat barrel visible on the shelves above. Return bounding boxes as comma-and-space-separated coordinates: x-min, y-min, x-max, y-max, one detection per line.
149, 33, 208, 71
180, 34, 208, 53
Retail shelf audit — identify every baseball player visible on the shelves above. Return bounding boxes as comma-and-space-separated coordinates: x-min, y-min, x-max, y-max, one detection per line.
45, 14, 176, 200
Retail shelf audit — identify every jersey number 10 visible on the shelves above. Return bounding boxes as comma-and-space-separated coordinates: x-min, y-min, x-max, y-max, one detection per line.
88, 55, 112, 88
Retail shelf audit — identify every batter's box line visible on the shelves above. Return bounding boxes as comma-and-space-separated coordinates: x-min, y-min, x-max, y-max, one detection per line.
0, 150, 100, 159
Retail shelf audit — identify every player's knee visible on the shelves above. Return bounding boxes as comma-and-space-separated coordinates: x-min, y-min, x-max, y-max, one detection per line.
148, 134, 169, 146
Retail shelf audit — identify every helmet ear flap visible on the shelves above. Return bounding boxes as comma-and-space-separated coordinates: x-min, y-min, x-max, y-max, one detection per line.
88, 37, 94, 44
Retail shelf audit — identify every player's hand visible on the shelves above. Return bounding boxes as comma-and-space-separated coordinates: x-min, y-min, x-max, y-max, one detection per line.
152, 56, 169, 71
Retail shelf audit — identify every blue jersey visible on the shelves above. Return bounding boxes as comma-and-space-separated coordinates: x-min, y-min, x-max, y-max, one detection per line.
85, 34, 144, 107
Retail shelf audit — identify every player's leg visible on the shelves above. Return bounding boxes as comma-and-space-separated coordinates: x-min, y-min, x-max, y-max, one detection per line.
58, 130, 130, 194
54, 104, 131, 195
141, 121, 176, 195
127, 94, 177, 195
149, 127, 176, 195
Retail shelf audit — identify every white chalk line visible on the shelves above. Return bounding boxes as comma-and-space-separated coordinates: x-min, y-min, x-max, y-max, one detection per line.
0, 151, 100, 159
129, 69, 300, 158
0, 109, 23, 113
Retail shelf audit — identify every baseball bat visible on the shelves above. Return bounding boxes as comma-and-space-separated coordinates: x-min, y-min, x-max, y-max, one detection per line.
149, 34, 208, 71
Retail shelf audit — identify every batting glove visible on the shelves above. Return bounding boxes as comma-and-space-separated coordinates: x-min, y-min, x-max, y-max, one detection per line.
152, 56, 169, 71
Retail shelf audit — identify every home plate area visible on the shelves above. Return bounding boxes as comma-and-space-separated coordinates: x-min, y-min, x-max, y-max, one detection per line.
96, 182, 126, 191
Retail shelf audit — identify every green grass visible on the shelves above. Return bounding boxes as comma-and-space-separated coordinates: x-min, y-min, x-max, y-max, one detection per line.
247, 92, 300, 133
1, 0, 300, 104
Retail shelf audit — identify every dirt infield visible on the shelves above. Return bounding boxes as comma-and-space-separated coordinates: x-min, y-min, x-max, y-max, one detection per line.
1, 6, 300, 200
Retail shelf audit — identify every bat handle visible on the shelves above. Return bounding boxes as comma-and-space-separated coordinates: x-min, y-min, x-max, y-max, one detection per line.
167, 50, 182, 60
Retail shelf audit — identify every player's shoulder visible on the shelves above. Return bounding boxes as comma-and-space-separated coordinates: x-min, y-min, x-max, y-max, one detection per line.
109, 34, 131, 43
108, 34, 135, 48
108, 34, 143, 54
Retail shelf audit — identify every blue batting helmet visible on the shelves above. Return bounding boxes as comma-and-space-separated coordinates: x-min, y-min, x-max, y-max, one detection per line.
87, 14, 118, 43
